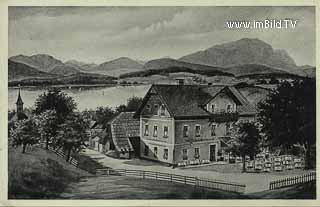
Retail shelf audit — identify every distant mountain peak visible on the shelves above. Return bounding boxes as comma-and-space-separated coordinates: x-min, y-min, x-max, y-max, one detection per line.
96, 57, 143, 71
179, 38, 297, 70
10, 54, 64, 72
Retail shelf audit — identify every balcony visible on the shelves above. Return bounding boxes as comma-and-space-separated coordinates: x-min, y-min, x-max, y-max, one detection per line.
209, 111, 239, 123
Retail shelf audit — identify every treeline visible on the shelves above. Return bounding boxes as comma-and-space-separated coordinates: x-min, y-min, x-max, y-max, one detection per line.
238, 72, 305, 80
119, 66, 235, 79
9, 73, 117, 87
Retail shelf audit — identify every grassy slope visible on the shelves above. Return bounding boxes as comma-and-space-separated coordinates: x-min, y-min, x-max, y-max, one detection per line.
8, 146, 91, 199
248, 181, 316, 199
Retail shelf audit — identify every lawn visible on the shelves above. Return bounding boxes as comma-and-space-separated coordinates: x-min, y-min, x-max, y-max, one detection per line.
8, 146, 91, 199
61, 175, 248, 199
248, 181, 316, 199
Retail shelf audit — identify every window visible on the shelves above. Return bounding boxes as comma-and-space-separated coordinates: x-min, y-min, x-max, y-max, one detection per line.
146, 104, 151, 112
183, 125, 189, 137
144, 124, 149, 136
211, 124, 216, 136
163, 126, 169, 138
227, 104, 232, 113
154, 147, 158, 157
154, 104, 159, 115
182, 149, 188, 160
160, 105, 166, 116
211, 104, 216, 113
226, 123, 231, 136
144, 145, 149, 156
195, 125, 201, 137
153, 125, 158, 137
163, 149, 168, 160
194, 148, 200, 159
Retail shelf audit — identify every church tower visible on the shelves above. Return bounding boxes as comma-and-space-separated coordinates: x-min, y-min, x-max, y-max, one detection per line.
16, 87, 24, 114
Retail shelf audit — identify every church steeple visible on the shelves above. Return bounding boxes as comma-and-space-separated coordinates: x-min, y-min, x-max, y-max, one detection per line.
16, 87, 24, 114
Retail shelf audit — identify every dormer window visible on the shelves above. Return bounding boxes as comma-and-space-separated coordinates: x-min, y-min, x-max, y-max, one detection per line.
211, 104, 216, 113
160, 105, 165, 116
154, 104, 159, 115
227, 104, 232, 113
146, 104, 151, 112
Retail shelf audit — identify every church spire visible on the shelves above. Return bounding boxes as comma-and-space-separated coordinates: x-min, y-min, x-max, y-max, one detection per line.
16, 86, 24, 114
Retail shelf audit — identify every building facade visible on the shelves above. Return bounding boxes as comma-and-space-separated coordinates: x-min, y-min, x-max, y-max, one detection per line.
135, 84, 258, 165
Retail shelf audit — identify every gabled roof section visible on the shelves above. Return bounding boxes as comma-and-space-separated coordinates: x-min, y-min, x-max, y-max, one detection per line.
109, 112, 140, 152
135, 84, 257, 118
151, 85, 211, 118
228, 87, 257, 115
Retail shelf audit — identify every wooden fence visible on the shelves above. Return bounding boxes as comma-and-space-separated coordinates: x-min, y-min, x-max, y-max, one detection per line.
96, 168, 246, 193
269, 172, 316, 190
44, 145, 79, 167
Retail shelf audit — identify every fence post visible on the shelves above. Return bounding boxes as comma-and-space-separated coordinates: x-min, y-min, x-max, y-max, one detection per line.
184, 176, 186, 184
156, 172, 158, 180
170, 174, 172, 182
107, 168, 110, 176
143, 171, 145, 179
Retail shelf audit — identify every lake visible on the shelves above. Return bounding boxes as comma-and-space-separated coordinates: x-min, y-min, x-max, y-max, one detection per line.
8, 85, 151, 111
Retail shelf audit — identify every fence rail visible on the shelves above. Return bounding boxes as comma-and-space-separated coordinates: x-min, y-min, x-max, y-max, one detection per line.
42, 145, 79, 167
269, 172, 316, 190
96, 168, 246, 193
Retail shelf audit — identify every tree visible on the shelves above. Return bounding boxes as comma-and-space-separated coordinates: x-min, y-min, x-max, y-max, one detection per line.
9, 118, 40, 153
94, 106, 116, 126
269, 77, 279, 84
258, 79, 316, 169
34, 88, 77, 122
227, 122, 261, 172
34, 110, 59, 149
126, 96, 143, 112
116, 104, 127, 113
56, 114, 88, 161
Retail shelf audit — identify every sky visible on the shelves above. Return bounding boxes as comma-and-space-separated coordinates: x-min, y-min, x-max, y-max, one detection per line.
9, 6, 315, 66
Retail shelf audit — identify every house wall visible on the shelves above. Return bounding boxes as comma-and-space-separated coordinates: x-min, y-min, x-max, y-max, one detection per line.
139, 90, 176, 164
174, 119, 235, 144
140, 140, 175, 164
140, 117, 175, 163
174, 140, 221, 163
207, 92, 237, 113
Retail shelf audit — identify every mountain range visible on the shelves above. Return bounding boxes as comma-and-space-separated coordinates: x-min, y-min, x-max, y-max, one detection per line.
9, 38, 315, 84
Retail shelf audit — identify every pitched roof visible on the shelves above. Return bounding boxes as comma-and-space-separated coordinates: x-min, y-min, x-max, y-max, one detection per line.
228, 87, 257, 115
136, 84, 257, 118
109, 112, 140, 152
152, 85, 211, 118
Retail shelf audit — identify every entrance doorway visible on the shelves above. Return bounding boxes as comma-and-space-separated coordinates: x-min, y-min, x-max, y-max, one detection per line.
209, 144, 216, 162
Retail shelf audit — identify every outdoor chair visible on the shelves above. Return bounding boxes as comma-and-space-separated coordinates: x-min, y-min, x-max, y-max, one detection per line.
274, 165, 283, 171
263, 167, 271, 172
